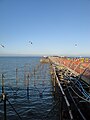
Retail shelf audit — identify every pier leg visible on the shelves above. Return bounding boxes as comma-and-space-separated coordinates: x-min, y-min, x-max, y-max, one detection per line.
60, 95, 62, 120
27, 74, 30, 100
54, 77, 56, 93
2, 93, 7, 120
16, 68, 18, 88
2, 74, 4, 94
53, 66, 56, 96
27, 86, 29, 100
2, 74, 7, 120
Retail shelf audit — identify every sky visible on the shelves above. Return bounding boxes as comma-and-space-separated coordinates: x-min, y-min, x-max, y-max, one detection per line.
0, 0, 90, 56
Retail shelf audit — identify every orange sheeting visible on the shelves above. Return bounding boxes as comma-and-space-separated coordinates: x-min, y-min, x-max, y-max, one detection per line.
49, 57, 90, 80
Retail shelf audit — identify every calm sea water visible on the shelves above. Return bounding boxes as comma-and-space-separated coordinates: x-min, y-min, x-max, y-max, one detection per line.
0, 56, 59, 120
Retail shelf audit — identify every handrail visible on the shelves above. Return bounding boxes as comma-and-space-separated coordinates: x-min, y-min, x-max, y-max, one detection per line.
52, 65, 73, 120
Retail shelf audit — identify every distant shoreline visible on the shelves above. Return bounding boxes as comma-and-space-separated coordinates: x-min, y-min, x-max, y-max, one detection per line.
0, 55, 90, 58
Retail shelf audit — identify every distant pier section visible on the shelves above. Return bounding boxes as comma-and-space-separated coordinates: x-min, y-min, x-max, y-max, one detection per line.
48, 56, 90, 85
40, 56, 49, 63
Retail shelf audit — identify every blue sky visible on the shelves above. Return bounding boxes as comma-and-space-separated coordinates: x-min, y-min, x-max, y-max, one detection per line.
0, 0, 90, 56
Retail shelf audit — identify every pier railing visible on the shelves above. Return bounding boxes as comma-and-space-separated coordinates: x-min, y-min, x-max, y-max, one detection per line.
52, 65, 73, 120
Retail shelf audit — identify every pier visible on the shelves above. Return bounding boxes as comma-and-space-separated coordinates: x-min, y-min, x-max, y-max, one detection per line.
49, 56, 90, 120
0, 56, 90, 120
49, 56, 90, 85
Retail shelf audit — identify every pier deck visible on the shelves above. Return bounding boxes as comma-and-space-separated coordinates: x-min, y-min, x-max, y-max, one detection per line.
49, 56, 90, 85
48, 56, 90, 120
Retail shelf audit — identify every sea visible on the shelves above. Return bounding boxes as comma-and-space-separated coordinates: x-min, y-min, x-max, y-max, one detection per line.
0, 56, 60, 120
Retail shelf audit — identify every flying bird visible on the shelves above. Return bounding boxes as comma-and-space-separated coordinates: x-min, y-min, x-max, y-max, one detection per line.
0, 44, 5, 48
75, 44, 77, 47
29, 41, 33, 44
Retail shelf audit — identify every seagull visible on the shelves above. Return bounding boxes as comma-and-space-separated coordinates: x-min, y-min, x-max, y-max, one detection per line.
75, 44, 77, 47
0, 44, 5, 48
29, 41, 33, 44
